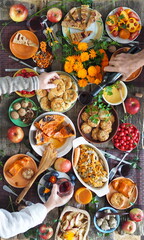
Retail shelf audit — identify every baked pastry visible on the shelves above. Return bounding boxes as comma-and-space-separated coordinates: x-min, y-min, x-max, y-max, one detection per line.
13, 32, 38, 47
110, 192, 125, 208
70, 30, 92, 42
69, 7, 80, 21
6, 157, 29, 178
112, 178, 136, 198
35, 129, 49, 145
81, 5, 89, 24
21, 168, 35, 180
53, 124, 75, 139
86, 10, 102, 28
62, 18, 86, 30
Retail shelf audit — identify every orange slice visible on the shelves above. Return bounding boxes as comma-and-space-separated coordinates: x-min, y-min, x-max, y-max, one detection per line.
74, 187, 92, 204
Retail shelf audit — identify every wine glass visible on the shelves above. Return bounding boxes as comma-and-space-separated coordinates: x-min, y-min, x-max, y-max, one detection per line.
26, 16, 46, 32
57, 178, 73, 197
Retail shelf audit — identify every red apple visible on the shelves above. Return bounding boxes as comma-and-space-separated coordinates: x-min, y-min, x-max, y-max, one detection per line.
9, 4, 28, 22
121, 220, 136, 234
47, 8, 62, 23
39, 224, 53, 240
7, 126, 24, 143
125, 97, 140, 115
54, 158, 71, 172
129, 208, 144, 222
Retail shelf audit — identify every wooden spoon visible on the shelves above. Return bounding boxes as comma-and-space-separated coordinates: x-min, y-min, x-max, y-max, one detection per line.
15, 144, 57, 205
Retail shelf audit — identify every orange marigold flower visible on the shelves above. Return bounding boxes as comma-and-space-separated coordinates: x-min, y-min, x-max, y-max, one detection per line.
78, 79, 88, 87
66, 56, 75, 65
94, 78, 102, 84
78, 42, 88, 51
77, 68, 87, 78
95, 65, 101, 74
64, 62, 73, 73
99, 49, 106, 54
88, 66, 97, 77
101, 60, 109, 69
97, 73, 102, 81
73, 61, 83, 72
80, 52, 89, 62
87, 76, 95, 84
89, 49, 96, 58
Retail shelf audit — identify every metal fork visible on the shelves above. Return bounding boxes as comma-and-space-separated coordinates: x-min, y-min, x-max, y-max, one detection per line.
109, 151, 131, 181
3, 185, 33, 206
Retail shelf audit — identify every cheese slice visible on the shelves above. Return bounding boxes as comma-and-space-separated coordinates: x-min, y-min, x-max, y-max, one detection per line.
70, 31, 92, 42
13, 32, 38, 47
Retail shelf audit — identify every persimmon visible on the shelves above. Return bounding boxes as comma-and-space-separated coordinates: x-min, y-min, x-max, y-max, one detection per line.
119, 29, 130, 39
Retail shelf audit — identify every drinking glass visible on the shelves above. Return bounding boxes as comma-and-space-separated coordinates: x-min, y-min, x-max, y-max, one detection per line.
26, 16, 46, 32
57, 178, 73, 197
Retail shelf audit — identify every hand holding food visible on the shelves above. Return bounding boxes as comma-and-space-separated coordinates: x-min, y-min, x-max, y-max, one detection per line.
38, 71, 59, 89
44, 184, 74, 210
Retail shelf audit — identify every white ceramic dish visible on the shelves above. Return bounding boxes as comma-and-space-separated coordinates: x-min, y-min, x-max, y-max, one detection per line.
55, 206, 90, 240
105, 7, 141, 44
102, 81, 128, 105
37, 170, 70, 203
29, 112, 76, 157
72, 137, 109, 197
62, 7, 103, 48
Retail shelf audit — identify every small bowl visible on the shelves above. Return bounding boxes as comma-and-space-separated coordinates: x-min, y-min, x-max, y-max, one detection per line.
94, 206, 120, 233
77, 103, 119, 144
111, 47, 143, 82
103, 81, 127, 105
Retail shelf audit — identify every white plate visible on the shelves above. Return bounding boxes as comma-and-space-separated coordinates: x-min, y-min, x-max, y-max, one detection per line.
62, 7, 103, 48
105, 7, 141, 44
72, 137, 109, 197
37, 170, 70, 203
29, 112, 76, 157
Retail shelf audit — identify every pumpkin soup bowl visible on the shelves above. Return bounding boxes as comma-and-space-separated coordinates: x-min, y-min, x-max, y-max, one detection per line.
111, 47, 143, 82
72, 137, 109, 197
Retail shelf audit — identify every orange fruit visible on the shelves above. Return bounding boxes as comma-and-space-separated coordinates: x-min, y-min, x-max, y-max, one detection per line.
74, 187, 92, 204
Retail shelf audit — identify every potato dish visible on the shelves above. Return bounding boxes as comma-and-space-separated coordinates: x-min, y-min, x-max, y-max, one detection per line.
80, 103, 115, 142
56, 210, 89, 240
74, 144, 108, 188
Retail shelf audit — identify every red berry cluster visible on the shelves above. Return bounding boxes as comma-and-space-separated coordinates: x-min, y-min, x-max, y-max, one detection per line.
16, 69, 37, 95
112, 123, 140, 151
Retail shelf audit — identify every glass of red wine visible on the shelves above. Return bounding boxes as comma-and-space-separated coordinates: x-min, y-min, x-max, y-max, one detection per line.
26, 16, 46, 32
57, 178, 73, 197
117, 164, 131, 177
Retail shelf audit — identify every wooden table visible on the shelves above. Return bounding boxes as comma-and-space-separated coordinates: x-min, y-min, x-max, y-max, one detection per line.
0, 1, 144, 240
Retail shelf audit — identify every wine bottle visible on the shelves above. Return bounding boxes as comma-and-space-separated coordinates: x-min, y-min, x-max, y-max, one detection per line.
79, 46, 141, 105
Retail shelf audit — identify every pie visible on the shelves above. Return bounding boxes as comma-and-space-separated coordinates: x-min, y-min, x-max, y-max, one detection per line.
13, 32, 38, 47
6, 157, 29, 178
35, 129, 49, 145
61, 18, 86, 30
69, 7, 80, 21
70, 30, 92, 42
81, 5, 89, 24
86, 10, 102, 28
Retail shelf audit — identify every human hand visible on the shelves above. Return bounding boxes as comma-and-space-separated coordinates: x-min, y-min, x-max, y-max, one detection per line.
38, 71, 59, 89
104, 53, 142, 81
44, 184, 74, 211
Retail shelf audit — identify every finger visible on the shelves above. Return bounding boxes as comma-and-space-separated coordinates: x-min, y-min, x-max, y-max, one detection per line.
104, 66, 119, 72
51, 184, 58, 194
49, 72, 60, 79
108, 60, 119, 66
47, 83, 56, 89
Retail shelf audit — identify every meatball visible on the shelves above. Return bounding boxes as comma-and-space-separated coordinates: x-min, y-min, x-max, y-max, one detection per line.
105, 128, 112, 134
10, 111, 19, 120
21, 100, 29, 108
13, 102, 21, 110
81, 112, 89, 121
91, 127, 99, 140
109, 114, 115, 123
98, 109, 110, 120
89, 105, 99, 115
97, 130, 109, 141
100, 120, 112, 130
88, 116, 100, 128
18, 108, 26, 117
81, 122, 92, 134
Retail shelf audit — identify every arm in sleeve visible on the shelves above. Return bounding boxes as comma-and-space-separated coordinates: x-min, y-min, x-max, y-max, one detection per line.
0, 203, 48, 239
0, 76, 39, 95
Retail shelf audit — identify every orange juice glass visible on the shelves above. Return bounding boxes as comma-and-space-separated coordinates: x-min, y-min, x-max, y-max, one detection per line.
74, 187, 92, 204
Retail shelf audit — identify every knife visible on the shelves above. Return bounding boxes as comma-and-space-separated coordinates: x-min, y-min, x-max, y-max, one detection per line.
100, 150, 131, 165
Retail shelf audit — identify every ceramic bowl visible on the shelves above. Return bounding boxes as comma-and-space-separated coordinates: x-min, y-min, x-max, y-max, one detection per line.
94, 206, 120, 233
72, 137, 109, 197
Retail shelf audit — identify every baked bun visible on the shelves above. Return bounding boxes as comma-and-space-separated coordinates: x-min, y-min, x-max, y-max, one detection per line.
110, 192, 125, 208
21, 168, 34, 180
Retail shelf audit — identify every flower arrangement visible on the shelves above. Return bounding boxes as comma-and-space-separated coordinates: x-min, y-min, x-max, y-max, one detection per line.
64, 42, 109, 87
